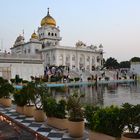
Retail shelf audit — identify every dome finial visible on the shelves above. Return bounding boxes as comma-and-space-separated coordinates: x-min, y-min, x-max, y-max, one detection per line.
47, 7, 50, 15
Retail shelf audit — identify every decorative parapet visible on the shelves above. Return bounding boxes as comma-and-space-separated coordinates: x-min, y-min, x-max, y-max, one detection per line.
0, 53, 43, 64
0, 53, 41, 60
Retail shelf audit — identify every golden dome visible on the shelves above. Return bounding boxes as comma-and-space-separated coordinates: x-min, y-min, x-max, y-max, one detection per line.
41, 8, 56, 27
31, 31, 38, 39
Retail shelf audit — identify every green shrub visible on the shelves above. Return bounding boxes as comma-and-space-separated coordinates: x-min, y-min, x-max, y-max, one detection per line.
84, 105, 99, 129
69, 78, 74, 82
92, 105, 124, 138
55, 99, 67, 119
13, 89, 27, 106
0, 78, 14, 98
74, 77, 80, 82
122, 103, 140, 134
43, 97, 66, 119
43, 97, 57, 117
22, 82, 36, 106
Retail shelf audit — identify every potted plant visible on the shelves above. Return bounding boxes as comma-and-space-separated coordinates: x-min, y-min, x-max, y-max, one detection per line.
121, 103, 140, 140
0, 77, 14, 107
0, 77, 5, 104
67, 92, 85, 138
32, 82, 48, 122
13, 89, 27, 114
22, 82, 35, 117
88, 105, 124, 140
43, 96, 68, 129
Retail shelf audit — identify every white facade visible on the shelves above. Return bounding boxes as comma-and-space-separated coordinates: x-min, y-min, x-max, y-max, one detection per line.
11, 36, 42, 55
130, 62, 140, 75
8, 9, 104, 80
41, 45, 103, 71
11, 63, 43, 81
0, 53, 44, 81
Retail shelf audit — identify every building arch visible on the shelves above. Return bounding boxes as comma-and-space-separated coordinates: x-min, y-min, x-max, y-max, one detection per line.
79, 54, 85, 70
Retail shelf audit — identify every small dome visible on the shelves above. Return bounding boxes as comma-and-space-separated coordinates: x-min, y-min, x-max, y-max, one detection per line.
41, 8, 56, 27
15, 35, 24, 43
14, 34, 25, 47
31, 31, 38, 39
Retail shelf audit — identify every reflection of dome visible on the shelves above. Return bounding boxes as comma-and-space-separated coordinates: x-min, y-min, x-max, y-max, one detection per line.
41, 8, 56, 27
15, 35, 24, 43
31, 31, 38, 39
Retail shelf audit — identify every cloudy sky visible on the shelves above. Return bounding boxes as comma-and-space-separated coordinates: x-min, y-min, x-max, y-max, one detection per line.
0, 0, 140, 62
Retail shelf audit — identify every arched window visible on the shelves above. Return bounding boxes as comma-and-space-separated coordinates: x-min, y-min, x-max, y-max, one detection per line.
51, 33, 54, 36
46, 53, 50, 64
55, 33, 57, 36
59, 54, 63, 60
79, 54, 85, 70
97, 56, 100, 63
59, 54, 63, 65
48, 32, 50, 36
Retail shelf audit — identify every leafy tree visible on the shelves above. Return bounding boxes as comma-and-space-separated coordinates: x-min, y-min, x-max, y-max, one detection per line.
104, 57, 119, 69
130, 57, 140, 62
119, 61, 130, 68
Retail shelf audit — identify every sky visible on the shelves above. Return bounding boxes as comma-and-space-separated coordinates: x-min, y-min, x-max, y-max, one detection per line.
0, 0, 140, 62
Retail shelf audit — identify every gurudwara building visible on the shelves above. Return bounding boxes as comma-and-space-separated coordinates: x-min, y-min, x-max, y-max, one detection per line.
2, 9, 103, 81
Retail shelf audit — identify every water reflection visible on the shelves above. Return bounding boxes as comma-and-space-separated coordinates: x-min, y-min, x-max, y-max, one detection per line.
49, 81, 140, 107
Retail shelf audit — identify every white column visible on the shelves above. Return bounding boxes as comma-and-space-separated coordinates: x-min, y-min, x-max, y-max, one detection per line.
63, 50, 66, 66
70, 53, 72, 69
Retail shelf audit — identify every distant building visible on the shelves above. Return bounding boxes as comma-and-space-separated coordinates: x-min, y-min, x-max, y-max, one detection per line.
131, 62, 140, 75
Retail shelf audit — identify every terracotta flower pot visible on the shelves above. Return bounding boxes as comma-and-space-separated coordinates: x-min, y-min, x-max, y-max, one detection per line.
68, 120, 85, 138
2, 98, 12, 107
24, 105, 35, 117
33, 109, 46, 122
16, 106, 24, 114
122, 133, 140, 140
46, 117, 68, 130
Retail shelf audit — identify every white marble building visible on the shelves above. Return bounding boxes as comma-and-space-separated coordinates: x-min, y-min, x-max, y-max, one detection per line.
131, 62, 140, 75
9, 9, 104, 80
11, 9, 103, 71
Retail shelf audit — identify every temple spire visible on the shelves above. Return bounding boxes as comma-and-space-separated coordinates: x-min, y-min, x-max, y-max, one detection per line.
47, 8, 50, 15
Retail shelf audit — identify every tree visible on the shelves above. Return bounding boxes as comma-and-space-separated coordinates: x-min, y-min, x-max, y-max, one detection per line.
119, 61, 130, 68
104, 57, 119, 69
130, 57, 140, 62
